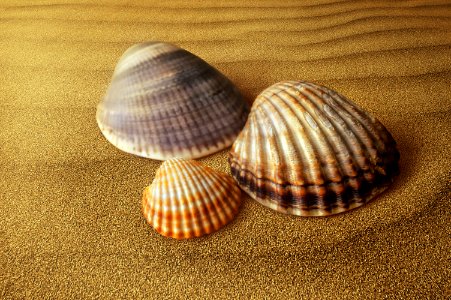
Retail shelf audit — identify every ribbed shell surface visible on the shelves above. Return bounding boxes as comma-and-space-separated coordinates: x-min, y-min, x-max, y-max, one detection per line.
96, 41, 249, 160
229, 81, 400, 217
142, 158, 241, 239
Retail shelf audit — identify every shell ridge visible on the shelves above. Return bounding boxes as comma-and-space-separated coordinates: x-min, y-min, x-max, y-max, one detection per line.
142, 186, 152, 224
274, 90, 347, 211
265, 92, 324, 186
256, 96, 318, 207
254, 102, 285, 181
327, 90, 400, 174
230, 123, 245, 158
304, 83, 380, 164
183, 161, 220, 231
277, 89, 347, 211
310, 82, 377, 127
286, 87, 367, 209
149, 164, 166, 228
302, 85, 373, 174
203, 171, 235, 223
284, 88, 350, 179
249, 107, 265, 179
285, 87, 359, 179
147, 174, 161, 225
193, 165, 233, 228
278, 89, 343, 184
229, 113, 266, 201
168, 159, 208, 238
181, 162, 220, 233
246, 111, 260, 178
207, 170, 240, 221
201, 166, 241, 226
222, 175, 242, 211
300, 85, 382, 204
252, 82, 289, 111
323, 87, 389, 155
169, 160, 198, 239
163, 160, 179, 237
207, 168, 240, 226
323, 91, 394, 180
236, 112, 255, 173
151, 162, 168, 234
183, 160, 213, 238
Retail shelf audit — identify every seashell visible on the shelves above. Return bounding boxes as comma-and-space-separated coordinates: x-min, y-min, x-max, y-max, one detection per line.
229, 81, 400, 217
96, 41, 249, 160
142, 158, 242, 239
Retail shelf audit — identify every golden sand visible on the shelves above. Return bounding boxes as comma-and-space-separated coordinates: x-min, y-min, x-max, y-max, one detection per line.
0, 0, 450, 298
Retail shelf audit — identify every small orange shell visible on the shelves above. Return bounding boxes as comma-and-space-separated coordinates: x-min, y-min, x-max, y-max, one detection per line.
142, 158, 241, 239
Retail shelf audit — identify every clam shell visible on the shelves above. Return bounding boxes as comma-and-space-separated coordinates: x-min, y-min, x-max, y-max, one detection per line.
96, 41, 249, 160
142, 158, 242, 239
229, 81, 400, 217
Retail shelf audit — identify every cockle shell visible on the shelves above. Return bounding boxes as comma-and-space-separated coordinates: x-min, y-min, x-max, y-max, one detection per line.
96, 41, 249, 160
142, 158, 242, 239
229, 81, 400, 217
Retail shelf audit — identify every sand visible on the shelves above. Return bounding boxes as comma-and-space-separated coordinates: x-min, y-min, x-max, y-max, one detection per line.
0, 0, 450, 299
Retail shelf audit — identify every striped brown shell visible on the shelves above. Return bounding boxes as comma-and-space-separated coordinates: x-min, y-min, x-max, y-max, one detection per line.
229, 81, 400, 217
96, 41, 249, 160
142, 158, 242, 239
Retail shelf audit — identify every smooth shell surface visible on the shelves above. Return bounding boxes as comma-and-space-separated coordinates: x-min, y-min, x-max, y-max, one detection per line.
142, 158, 241, 239
96, 41, 249, 160
229, 81, 400, 217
